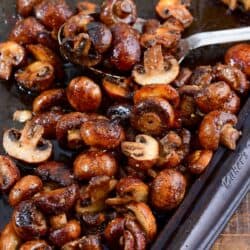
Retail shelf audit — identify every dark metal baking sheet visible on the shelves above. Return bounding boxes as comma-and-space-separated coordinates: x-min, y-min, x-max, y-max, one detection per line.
0, 0, 249, 248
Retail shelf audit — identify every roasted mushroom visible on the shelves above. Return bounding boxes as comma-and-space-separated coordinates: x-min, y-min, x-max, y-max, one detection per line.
110, 23, 141, 71
106, 103, 133, 124
19, 240, 52, 250
34, 0, 73, 32
225, 43, 250, 77
121, 134, 159, 170
150, 169, 187, 210
155, 0, 193, 28
130, 97, 176, 135
100, 0, 137, 26
12, 200, 48, 240
0, 156, 20, 192
49, 213, 67, 230
16, 0, 42, 16
80, 118, 125, 149
74, 150, 118, 180
133, 45, 179, 85
0, 222, 21, 250
9, 175, 43, 207
0, 41, 26, 80
3, 122, 53, 164
13, 110, 33, 123
198, 111, 241, 150
77, 1, 100, 14
66, 76, 102, 112
15, 61, 55, 92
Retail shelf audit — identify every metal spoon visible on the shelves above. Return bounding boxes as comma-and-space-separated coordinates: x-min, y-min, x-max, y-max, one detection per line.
178, 26, 250, 62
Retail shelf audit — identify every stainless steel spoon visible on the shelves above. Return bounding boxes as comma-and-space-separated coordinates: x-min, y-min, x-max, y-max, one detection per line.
178, 26, 250, 62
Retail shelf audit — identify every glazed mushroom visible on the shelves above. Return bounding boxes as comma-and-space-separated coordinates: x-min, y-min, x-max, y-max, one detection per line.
0, 222, 21, 250
104, 217, 147, 250
19, 240, 52, 250
106, 177, 149, 205
225, 43, 250, 77
189, 65, 213, 87
121, 134, 159, 170
15, 61, 55, 92
9, 175, 43, 207
16, 0, 42, 16
155, 0, 193, 28
12, 200, 48, 240
187, 150, 213, 174
74, 150, 118, 180
158, 129, 191, 168
133, 45, 180, 85
77, 1, 100, 14
0, 156, 20, 192
150, 169, 187, 210
0, 41, 26, 80
3, 122, 53, 164
198, 111, 241, 150
66, 76, 102, 112
100, 0, 137, 26
50, 213, 68, 230
130, 97, 176, 135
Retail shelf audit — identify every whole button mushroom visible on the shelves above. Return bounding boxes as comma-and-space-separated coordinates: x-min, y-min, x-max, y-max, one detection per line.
150, 169, 187, 211
19, 240, 52, 250
0, 41, 26, 80
16, 0, 43, 17
12, 200, 48, 240
225, 43, 250, 76
3, 122, 53, 164
66, 76, 102, 112
132, 45, 180, 86
0, 156, 20, 192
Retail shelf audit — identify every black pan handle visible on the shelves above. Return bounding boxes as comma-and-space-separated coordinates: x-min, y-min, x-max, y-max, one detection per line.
166, 109, 250, 250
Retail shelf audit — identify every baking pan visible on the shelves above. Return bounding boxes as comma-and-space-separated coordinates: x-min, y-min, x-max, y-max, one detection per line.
0, 0, 249, 249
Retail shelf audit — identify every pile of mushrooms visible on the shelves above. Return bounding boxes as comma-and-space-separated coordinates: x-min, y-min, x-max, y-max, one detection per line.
0, 0, 249, 249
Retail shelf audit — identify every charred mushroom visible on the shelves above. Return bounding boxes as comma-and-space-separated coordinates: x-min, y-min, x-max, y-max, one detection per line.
133, 45, 179, 85
121, 134, 159, 170
0, 41, 26, 80
15, 61, 55, 93
3, 122, 52, 164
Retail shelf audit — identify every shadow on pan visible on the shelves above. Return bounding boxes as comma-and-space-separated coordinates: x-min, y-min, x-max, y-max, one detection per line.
0, 0, 250, 249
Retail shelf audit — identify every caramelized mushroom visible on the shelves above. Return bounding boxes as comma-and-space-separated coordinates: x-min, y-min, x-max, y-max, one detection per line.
121, 135, 159, 170
0, 156, 20, 192
150, 169, 187, 210
187, 150, 213, 174
158, 129, 191, 168
9, 17, 55, 49
9, 175, 43, 207
130, 97, 175, 135
74, 150, 118, 180
3, 122, 53, 164
155, 0, 193, 28
13, 110, 33, 123
56, 112, 89, 149
100, 0, 137, 26
34, 184, 78, 215
106, 103, 133, 124
49, 213, 67, 230
77, 1, 100, 14
80, 118, 125, 149
35, 161, 74, 187
12, 200, 48, 240
106, 177, 149, 205
225, 43, 250, 77
0, 222, 21, 250
62, 235, 102, 250
19, 240, 52, 250
0, 41, 26, 80
32, 88, 67, 113
198, 111, 240, 150
134, 84, 180, 108
34, 0, 73, 31
15, 61, 55, 92
133, 45, 179, 85
110, 23, 141, 71
189, 65, 213, 87
104, 217, 146, 250
27, 44, 64, 80
16, 0, 42, 16
66, 76, 102, 112
49, 220, 81, 247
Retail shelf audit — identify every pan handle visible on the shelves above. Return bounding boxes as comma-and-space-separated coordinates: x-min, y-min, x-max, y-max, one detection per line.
187, 26, 250, 50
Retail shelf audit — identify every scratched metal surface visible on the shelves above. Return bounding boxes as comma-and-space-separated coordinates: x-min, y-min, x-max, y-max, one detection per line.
0, 0, 250, 248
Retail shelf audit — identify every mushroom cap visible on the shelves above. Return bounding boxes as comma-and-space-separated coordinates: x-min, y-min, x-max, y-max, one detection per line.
3, 123, 52, 164
133, 45, 179, 85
